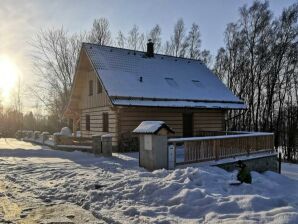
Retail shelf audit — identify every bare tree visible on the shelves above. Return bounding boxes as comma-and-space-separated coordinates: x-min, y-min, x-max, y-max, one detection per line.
116, 30, 126, 48
30, 27, 85, 128
12, 77, 23, 113
186, 23, 201, 59
214, 1, 298, 151
171, 18, 188, 57
11, 76, 23, 130
163, 40, 173, 55
147, 25, 162, 53
139, 33, 146, 51
127, 25, 138, 50
127, 25, 143, 50
88, 18, 111, 45
200, 50, 212, 67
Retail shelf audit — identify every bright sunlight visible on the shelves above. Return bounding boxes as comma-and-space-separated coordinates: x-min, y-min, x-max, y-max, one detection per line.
0, 55, 19, 102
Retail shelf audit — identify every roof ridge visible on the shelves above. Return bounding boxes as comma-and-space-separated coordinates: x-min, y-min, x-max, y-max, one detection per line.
82, 42, 204, 63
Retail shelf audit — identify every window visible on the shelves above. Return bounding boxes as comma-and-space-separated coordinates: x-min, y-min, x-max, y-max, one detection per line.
102, 113, 109, 132
89, 80, 93, 96
97, 79, 102, 94
165, 77, 178, 87
192, 80, 203, 87
86, 115, 90, 131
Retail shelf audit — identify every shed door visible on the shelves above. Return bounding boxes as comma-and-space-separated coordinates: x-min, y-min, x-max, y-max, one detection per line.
183, 113, 193, 137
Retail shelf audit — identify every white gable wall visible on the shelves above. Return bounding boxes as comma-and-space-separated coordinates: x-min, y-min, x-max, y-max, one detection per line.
74, 53, 118, 148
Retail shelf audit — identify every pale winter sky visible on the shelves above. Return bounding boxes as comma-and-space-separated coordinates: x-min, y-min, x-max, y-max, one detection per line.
0, 0, 296, 111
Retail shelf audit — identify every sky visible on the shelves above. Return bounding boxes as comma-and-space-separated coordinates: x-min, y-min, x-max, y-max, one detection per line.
0, 0, 296, 111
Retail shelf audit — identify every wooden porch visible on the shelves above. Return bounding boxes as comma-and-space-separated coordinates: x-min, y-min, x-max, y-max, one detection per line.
168, 131, 275, 165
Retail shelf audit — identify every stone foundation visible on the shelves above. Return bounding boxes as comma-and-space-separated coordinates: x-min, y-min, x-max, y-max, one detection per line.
215, 154, 278, 173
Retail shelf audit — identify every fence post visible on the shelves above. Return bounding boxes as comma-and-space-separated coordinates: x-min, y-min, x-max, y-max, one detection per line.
92, 134, 102, 155
168, 144, 175, 170
101, 134, 113, 157
278, 152, 282, 174
174, 142, 177, 166
213, 140, 219, 160
246, 137, 251, 156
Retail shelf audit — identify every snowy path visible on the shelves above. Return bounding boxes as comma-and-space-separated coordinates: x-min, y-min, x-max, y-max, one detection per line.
0, 138, 298, 223
0, 138, 104, 224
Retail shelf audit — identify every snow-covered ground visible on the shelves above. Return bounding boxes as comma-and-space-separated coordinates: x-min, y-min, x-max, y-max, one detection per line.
0, 138, 298, 223
282, 163, 298, 181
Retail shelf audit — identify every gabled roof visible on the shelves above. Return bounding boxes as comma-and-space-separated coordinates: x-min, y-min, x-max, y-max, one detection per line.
83, 43, 246, 109
133, 121, 175, 134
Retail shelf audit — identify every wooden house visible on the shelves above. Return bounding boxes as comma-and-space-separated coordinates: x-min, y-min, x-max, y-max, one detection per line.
64, 41, 246, 151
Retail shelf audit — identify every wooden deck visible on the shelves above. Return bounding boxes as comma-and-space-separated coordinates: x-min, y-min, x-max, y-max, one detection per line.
168, 131, 274, 165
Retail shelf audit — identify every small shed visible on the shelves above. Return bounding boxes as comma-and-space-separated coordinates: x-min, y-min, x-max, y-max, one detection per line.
133, 121, 174, 170
133, 121, 174, 136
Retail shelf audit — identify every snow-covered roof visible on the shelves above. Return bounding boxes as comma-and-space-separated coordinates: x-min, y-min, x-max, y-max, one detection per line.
83, 43, 246, 109
133, 121, 175, 134
112, 98, 246, 109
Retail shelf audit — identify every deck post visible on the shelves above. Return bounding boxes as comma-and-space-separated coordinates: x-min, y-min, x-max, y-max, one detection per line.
168, 144, 175, 170
278, 152, 282, 174
174, 142, 177, 167
213, 140, 219, 160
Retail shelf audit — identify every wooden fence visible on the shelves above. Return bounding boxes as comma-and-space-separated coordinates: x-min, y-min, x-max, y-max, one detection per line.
194, 130, 245, 137
168, 132, 274, 165
71, 136, 93, 146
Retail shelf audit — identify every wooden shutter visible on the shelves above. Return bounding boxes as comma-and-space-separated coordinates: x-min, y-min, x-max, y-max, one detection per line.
102, 113, 109, 132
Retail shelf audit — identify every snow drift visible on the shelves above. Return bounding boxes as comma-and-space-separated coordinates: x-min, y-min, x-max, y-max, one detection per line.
0, 139, 297, 223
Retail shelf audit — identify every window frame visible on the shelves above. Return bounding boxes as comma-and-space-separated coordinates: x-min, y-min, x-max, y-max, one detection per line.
97, 79, 102, 94
165, 77, 178, 87
102, 112, 109, 132
89, 80, 93, 96
86, 114, 90, 131
192, 80, 203, 87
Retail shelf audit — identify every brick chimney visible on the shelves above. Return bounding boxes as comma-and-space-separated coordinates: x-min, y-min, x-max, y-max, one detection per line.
146, 39, 154, 57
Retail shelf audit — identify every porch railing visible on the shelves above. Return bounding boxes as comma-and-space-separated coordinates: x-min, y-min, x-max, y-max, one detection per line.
168, 131, 274, 165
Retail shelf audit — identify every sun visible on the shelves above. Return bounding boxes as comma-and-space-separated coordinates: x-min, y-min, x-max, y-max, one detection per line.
0, 55, 19, 102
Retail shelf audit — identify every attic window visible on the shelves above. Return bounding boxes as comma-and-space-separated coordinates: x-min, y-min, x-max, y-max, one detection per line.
192, 80, 203, 87
97, 79, 102, 94
165, 78, 178, 87
89, 80, 93, 96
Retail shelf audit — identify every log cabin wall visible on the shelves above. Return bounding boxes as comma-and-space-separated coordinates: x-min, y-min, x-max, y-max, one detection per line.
193, 110, 226, 132
80, 106, 118, 147
78, 69, 118, 148
118, 107, 226, 138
